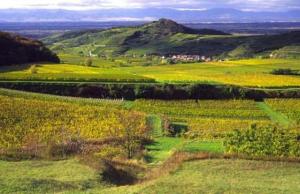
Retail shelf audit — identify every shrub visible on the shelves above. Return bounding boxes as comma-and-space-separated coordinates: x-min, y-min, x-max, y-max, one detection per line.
166, 123, 188, 137
85, 58, 93, 67
224, 125, 300, 157
270, 68, 299, 75
29, 64, 38, 74
0, 148, 37, 161
142, 62, 152, 66
95, 145, 124, 159
43, 139, 83, 160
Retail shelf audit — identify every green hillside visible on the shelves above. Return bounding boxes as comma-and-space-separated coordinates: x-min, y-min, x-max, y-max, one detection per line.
44, 19, 300, 59
270, 45, 300, 59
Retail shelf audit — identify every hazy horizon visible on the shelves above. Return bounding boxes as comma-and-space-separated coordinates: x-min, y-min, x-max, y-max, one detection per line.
0, 0, 299, 11
0, 1, 299, 23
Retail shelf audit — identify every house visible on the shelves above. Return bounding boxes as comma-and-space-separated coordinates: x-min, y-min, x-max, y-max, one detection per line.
89, 51, 97, 57
170, 55, 202, 62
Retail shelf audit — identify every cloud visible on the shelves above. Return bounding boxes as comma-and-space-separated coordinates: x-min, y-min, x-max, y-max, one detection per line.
0, 0, 299, 11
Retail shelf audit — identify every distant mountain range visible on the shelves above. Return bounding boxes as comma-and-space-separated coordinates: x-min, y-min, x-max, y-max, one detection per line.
0, 8, 300, 23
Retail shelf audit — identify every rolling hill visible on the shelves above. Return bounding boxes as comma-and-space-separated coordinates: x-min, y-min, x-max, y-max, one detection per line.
0, 32, 60, 66
44, 19, 300, 59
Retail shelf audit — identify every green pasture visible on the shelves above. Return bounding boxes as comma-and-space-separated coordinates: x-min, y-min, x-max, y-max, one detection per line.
0, 158, 299, 194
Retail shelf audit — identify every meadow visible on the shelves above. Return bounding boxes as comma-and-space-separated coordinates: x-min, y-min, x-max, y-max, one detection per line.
1, 158, 300, 194
0, 57, 300, 87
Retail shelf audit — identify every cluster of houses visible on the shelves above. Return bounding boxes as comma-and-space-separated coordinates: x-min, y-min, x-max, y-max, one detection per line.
87, 50, 215, 63
162, 55, 212, 62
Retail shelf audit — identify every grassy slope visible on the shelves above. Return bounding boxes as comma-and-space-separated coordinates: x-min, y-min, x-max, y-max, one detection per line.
145, 138, 224, 165
265, 99, 300, 125
257, 102, 291, 127
0, 159, 106, 193
43, 19, 300, 59
146, 115, 163, 137
271, 46, 300, 59
1, 58, 300, 87
43, 20, 243, 57
1, 159, 299, 194
131, 159, 300, 194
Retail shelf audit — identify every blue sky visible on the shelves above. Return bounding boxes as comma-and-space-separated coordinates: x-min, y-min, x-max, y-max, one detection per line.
0, 0, 299, 11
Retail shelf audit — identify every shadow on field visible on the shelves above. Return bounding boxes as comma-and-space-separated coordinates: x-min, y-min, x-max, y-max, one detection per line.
100, 160, 138, 186
0, 64, 32, 73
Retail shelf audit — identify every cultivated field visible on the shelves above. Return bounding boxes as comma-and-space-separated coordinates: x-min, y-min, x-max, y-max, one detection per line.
265, 99, 300, 125
132, 99, 272, 138
0, 58, 300, 87
0, 90, 148, 160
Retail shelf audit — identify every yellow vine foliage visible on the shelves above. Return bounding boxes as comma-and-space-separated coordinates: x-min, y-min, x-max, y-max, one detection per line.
0, 96, 148, 149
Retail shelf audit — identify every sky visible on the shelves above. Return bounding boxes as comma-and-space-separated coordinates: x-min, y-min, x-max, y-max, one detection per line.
0, 0, 299, 11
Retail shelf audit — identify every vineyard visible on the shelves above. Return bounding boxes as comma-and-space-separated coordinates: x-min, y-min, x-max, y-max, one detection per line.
265, 99, 300, 125
1, 89, 298, 144
0, 94, 148, 156
1, 58, 300, 87
132, 99, 272, 138
0, 89, 278, 152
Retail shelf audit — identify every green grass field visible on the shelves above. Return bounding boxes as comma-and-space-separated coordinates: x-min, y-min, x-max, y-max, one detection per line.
0, 58, 300, 87
1, 158, 299, 194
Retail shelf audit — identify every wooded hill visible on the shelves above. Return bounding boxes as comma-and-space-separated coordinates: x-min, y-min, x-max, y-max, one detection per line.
0, 32, 60, 66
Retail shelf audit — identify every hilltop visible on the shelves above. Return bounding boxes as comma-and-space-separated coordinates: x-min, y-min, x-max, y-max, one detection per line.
0, 32, 60, 66
43, 19, 232, 57
139, 19, 229, 35
44, 19, 300, 59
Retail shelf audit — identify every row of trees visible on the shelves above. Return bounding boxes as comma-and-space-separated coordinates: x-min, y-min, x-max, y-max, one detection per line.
2, 83, 299, 100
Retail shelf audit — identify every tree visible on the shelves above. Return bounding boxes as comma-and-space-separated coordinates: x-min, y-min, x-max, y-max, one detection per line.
85, 58, 93, 67
120, 112, 148, 159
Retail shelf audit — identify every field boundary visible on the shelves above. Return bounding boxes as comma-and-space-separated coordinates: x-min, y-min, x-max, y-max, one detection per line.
1, 82, 300, 100
1, 80, 300, 89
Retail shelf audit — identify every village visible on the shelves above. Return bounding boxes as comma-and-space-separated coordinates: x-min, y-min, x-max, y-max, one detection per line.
162, 55, 212, 62
88, 50, 214, 63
